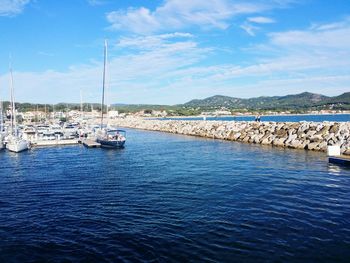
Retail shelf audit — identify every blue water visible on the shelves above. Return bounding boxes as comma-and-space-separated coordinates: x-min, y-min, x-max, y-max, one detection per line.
162, 114, 350, 122
1, 129, 350, 262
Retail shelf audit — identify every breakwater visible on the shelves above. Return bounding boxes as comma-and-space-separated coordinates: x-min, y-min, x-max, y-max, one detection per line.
110, 118, 350, 155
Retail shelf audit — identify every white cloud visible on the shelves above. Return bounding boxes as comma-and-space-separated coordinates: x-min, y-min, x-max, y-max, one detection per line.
248, 16, 275, 24
117, 32, 193, 50
106, 0, 291, 34
0, 35, 210, 104
1, 18, 350, 104
269, 19, 350, 48
240, 22, 259, 36
107, 7, 161, 34
0, 0, 30, 16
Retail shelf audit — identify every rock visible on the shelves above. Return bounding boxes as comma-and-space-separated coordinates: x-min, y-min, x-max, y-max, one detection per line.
307, 142, 319, 150
276, 128, 287, 137
109, 118, 350, 155
242, 135, 250, 143
273, 138, 286, 147
309, 134, 323, 142
306, 130, 317, 137
318, 141, 327, 151
289, 139, 303, 149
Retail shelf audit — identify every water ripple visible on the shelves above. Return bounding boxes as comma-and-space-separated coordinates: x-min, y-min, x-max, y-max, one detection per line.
1, 129, 350, 262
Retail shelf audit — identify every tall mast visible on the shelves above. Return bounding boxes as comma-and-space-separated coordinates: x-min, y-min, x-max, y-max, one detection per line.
0, 101, 3, 132
9, 56, 16, 134
80, 89, 83, 119
0, 76, 3, 132
100, 39, 107, 129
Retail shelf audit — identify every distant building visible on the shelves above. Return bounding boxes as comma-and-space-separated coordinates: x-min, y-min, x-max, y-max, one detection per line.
201, 109, 232, 116
151, 110, 167, 117
22, 111, 46, 122
68, 110, 80, 119
108, 110, 119, 118
214, 110, 231, 116
52, 111, 65, 119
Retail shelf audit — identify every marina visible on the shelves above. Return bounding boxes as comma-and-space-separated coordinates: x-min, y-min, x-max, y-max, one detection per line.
1, 1, 350, 261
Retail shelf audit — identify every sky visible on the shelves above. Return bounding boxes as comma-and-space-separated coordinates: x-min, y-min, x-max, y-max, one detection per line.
0, 0, 349, 105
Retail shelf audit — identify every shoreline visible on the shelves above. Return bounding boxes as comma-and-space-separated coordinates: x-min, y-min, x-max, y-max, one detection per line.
156, 112, 350, 119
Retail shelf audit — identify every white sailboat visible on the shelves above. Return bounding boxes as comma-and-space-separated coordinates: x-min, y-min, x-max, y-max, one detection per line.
0, 101, 5, 150
95, 40, 126, 148
6, 60, 30, 153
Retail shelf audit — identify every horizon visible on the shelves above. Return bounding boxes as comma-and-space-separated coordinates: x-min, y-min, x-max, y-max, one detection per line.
0, 1, 350, 104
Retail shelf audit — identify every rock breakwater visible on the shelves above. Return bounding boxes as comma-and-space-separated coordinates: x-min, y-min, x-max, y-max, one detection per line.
110, 118, 350, 155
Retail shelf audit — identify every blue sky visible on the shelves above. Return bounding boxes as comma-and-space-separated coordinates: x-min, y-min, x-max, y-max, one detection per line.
0, 0, 350, 104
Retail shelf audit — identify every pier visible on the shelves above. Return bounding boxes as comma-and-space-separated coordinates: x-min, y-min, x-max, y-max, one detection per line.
109, 117, 350, 155
82, 139, 101, 148
32, 139, 79, 147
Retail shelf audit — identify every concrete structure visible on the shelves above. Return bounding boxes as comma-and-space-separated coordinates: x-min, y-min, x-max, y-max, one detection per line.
110, 118, 350, 155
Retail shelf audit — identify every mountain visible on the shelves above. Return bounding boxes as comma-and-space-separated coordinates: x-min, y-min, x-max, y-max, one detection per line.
183, 92, 350, 110
184, 95, 244, 108
325, 92, 350, 104
3, 92, 349, 116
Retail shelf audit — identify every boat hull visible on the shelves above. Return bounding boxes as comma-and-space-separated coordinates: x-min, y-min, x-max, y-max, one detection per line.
329, 157, 350, 166
6, 139, 30, 153
96, 138, 125, 148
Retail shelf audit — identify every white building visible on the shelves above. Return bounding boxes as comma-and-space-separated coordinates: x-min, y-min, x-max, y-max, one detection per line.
108, 110, 119, 118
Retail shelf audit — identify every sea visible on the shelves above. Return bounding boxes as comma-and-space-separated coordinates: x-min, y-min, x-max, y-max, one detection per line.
161, 113, 350, 122
1, 127, 350, 262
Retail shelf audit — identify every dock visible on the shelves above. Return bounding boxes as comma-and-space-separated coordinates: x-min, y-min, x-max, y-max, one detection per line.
329, 155, 350, 166
82, 139, 101, 148
32, 139, 79, 147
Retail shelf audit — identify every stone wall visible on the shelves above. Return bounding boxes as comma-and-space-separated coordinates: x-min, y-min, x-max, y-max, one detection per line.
110, 118, 350, 155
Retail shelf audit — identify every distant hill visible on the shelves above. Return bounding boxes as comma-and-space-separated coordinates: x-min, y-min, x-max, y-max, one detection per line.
183, 92, 350, 110
2, 92, 349, 116
325, 92, 350, 104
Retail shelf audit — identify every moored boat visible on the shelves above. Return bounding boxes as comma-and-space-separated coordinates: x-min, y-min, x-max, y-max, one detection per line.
96, 129, 126, 148
0, 134, 4, 150
6, 134, 30, 153
96, 40, 126, 149
5, 58, 30, 153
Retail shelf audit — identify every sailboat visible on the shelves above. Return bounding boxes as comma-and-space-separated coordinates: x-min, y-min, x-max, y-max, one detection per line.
0, 101, 5, 150
95, 40, 126, 148
6, 60, 30, 153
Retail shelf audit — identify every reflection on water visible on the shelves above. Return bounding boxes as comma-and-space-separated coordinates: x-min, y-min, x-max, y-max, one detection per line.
328, 163, 350, 175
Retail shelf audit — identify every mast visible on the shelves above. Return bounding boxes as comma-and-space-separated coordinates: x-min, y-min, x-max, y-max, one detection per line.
52, 104, 55, 121
100, 39, 107, 129
0, 101, 3, 132
0, 78, 3, 132
80, 89, 83, 119
9, 57, 16, 135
